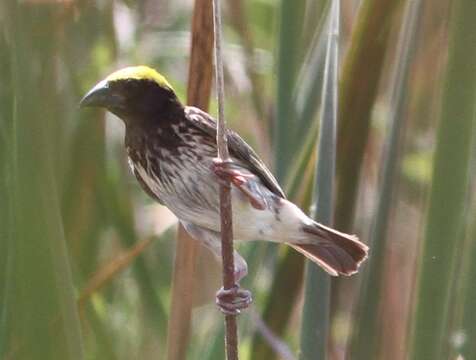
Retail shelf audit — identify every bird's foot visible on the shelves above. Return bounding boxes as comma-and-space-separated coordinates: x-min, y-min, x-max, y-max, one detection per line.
211, 158, 267, 210
212, 158, 252, 186
216, 284, 252, 315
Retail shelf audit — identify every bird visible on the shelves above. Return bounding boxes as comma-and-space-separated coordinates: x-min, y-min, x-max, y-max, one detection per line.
80, 65, 369, 314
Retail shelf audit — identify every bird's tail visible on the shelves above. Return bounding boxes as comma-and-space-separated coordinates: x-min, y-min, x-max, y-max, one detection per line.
289, 222, 369, 276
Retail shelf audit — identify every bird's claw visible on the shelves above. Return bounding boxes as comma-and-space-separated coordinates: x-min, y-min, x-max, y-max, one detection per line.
216, 284, 252, 315
211, 158, 267, 210
212, 158, 253, 186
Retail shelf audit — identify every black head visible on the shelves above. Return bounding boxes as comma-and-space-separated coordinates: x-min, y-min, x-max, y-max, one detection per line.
80, 66, 182, 124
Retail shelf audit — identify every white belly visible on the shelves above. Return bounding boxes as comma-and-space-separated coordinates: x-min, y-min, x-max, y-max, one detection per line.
231, 190, 311, 243
131, 156, 310, 244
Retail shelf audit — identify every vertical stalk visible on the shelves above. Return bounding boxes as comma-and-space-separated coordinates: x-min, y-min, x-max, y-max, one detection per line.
410, 0, 476, 358
213, 0, 239, 359
300, 1, 339, 359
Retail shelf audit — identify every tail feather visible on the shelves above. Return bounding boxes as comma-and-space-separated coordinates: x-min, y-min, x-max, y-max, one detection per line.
289, 222, 369, 276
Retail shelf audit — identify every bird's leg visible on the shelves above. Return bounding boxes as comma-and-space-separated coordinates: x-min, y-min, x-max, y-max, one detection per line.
215, 262, 252, 315
212, 158, 267, 210
181, 222, 253, 315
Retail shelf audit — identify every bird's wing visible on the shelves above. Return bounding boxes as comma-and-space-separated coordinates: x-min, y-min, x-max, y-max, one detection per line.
185, 106, 286, 199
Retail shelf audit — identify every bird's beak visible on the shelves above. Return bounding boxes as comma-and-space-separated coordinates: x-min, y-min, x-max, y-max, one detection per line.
80, 80, 113, 108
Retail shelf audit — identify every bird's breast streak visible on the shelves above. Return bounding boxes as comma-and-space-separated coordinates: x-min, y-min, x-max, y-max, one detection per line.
129, 131, 311, 244
131, 149, 221, 227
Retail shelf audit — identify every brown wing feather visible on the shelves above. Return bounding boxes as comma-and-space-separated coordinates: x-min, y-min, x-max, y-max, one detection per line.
185, 106, 286, 199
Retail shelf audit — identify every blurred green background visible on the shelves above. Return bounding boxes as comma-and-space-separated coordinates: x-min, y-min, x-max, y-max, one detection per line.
1, 0, 475, 359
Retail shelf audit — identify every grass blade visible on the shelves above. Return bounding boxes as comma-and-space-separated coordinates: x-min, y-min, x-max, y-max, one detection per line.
274, 0, 306, 180
350, 1, 423, 358
295, 0, 330, 140
460, 201, 476, 359
409, 0, 476, 358
335, 0, 403, 231
249, 121, 318, 360
1, 3, 84, 359
250, 0, 330, 356
300, 1, 339, 358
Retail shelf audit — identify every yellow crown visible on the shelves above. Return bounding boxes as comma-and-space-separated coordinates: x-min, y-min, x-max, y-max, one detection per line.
105, 66, 174, 90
